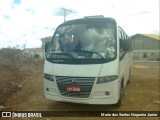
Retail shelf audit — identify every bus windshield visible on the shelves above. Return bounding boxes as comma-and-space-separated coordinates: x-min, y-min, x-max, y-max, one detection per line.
47, 22, 116, 60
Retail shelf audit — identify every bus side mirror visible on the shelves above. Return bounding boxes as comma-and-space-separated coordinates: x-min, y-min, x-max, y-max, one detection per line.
45, 42, 50, 52
123, 40, 130, 51
44, 42, 50, 56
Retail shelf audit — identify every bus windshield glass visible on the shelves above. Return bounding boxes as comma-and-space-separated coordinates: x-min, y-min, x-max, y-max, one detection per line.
47, 22, 116, 60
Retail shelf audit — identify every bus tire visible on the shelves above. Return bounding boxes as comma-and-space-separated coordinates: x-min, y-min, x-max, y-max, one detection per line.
115, 82, 123, 107
127, 68, 131, 84
115, 96, 122, 107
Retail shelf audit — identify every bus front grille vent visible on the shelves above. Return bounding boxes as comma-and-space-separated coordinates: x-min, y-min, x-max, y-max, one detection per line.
56, 76, 95, 98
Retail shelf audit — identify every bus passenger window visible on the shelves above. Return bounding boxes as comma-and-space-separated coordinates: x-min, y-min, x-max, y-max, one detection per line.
119, 31, 124, 53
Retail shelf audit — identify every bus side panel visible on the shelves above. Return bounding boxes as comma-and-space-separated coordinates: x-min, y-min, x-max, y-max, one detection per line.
119, 52, 132, 88
98, 59, 119, 76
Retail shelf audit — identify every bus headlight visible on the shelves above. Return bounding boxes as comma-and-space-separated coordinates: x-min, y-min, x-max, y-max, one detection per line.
44, 73, 54, 82
97, 75, 118, 84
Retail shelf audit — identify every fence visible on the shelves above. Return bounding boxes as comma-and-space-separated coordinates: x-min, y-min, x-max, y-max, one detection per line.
0, 56, 44, 71
133, 50, 160, 61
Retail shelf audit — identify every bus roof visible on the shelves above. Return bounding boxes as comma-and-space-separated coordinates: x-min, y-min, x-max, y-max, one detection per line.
62, 17, 117, 25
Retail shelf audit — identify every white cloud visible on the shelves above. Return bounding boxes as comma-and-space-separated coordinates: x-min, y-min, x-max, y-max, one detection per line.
0, 0, 159, 48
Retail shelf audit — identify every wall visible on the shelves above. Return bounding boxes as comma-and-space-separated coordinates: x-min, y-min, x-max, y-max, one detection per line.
23, 48, 45, 59
131, 34, 160, 61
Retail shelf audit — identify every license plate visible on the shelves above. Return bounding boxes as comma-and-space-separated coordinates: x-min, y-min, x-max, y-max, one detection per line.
66, 86, 81, 92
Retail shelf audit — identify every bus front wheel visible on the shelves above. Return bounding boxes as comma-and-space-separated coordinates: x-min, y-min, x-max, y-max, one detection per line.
127, 68, 132, 84
115, 82, 124, 107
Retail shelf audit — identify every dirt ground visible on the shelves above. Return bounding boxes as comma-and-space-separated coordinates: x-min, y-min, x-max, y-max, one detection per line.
0, 59, 159, 120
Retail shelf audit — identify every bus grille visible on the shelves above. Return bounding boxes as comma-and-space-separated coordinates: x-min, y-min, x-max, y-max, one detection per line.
56, 76, 95, 98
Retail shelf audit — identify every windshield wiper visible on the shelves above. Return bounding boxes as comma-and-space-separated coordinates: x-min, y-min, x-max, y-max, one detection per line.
47, 52, 76, 60
73, 49, 105, 60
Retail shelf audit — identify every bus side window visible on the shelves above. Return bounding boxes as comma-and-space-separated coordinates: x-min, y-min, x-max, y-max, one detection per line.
119, 29, 131, 52
123, 33, 128, 52
124, 36, 132, 52
119, 30, 124, 53
129, 38, 132, 51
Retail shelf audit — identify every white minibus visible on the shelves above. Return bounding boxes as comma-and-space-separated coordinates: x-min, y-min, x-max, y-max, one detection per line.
43, 16, 132, 106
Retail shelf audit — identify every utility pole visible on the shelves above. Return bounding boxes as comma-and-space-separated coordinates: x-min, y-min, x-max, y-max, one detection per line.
61, 8, 72, 22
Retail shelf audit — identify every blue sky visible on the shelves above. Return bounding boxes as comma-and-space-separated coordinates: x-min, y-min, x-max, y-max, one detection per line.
0, 0, 159, 48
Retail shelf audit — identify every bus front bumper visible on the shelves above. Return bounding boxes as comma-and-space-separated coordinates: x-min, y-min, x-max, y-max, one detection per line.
44, 77, 121, 105
44, 90, 119, 105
